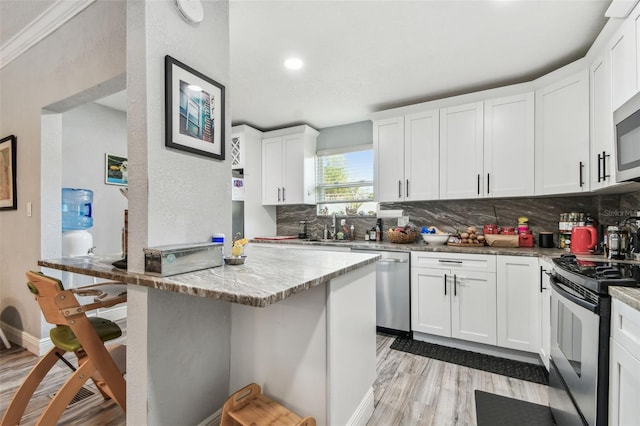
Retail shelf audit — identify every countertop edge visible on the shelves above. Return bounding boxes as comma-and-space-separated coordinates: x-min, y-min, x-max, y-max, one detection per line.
38, 251, 380, 308
251, 238, 567, 257
610, 286, 640, 311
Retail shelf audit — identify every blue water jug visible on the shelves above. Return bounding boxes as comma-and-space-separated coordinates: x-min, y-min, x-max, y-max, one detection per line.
62, 188, 93, 231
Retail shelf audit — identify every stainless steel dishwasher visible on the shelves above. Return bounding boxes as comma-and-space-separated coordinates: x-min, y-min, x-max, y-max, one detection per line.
352, 248, 411, 337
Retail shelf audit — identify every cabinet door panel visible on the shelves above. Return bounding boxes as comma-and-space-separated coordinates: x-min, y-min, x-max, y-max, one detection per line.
497, 256, 539, 353
610, 20, 636, 111
262, 137, 283, 205
609, 339, 640, 426
282, 134, 304, 204
440, 102, 484, 199
535, 69, 589, 195
411, 268, 451, 336
451, 271, 496, 345
590, 55, 614, 190
405, 110, 439, 201
374, 117, 405, 202
484, 93, 534, 197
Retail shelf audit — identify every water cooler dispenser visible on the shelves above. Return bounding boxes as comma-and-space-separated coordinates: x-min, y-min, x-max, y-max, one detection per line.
61, 188, 94, 256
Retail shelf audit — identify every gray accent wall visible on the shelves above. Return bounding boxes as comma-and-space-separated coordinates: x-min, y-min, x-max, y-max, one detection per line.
317, 120, 372, 151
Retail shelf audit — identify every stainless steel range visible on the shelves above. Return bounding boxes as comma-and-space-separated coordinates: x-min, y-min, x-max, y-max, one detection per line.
550, 254, 640, 426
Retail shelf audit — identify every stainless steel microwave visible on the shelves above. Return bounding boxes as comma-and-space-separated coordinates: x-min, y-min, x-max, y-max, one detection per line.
614, 91, 640, 182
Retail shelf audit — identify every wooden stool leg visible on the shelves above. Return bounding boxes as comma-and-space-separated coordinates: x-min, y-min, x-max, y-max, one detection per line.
35, 358, 96, 426
0, 348, 64, 425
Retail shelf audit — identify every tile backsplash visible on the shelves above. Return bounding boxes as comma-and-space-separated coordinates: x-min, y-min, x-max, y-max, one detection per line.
277, 190, 640, 244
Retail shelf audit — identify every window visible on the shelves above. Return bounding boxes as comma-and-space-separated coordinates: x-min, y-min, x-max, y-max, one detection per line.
316, 146, 377, 217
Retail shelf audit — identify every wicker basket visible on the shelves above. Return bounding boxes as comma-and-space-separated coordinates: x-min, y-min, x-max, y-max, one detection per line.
387, 230, 418, 244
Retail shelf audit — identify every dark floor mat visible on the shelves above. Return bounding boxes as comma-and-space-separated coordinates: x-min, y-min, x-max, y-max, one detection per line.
390, 337, 549, 385
475, 390, 555, 426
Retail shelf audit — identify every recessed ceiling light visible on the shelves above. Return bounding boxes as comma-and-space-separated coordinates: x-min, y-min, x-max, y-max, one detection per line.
284, 57, 304, 70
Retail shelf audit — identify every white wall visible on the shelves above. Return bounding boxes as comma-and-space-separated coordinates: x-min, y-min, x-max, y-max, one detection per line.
0, 1, 126, 343
126, 0, 232, 423
62, 102, 128, 256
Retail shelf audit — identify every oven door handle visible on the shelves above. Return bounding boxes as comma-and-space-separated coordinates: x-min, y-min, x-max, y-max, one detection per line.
550, 277, 598, 313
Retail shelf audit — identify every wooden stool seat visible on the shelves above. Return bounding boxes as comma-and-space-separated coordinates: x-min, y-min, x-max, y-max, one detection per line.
221, 383, 316, 426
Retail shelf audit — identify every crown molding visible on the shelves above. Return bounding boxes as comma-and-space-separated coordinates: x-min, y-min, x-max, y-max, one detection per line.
0, 0, 96, 70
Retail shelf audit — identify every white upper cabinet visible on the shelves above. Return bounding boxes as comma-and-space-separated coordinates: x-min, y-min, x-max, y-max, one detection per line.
535, 69, 590, 195
484, 93, 535, 197
609, 18, 637, 111
374, 111, 439, 202
590, 53, 616, 190
374, 117, 405, 202
404, 110, 440, 201
439, 93, 534, 200
261, 125, 318, 205
439, 102, 484, 199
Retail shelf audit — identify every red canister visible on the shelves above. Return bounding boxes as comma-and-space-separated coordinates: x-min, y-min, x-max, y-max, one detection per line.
519, 231, 534, 247
500, 226, 516, 235
484, 224, 498, 234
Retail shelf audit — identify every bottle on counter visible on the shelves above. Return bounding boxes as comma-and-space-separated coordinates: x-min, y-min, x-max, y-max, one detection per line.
375, 224, 381, 242
350, 225, 355, 241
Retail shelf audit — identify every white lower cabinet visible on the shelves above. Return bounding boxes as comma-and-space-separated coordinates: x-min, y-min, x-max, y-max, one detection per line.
411, 252, 496, 346
609, 298, 640, 426
496, 256, 540, 353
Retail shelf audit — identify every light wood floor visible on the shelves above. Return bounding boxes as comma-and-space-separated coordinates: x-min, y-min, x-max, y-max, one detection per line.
0, 331, 548, 425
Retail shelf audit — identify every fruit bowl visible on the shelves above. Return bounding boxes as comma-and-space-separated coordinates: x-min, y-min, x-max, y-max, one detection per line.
421, 233, 450, 245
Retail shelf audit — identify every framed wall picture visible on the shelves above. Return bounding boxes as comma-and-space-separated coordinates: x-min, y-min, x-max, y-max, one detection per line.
165, 55, 225, 160
105, 153, 128, 186
0, 135, 17, 210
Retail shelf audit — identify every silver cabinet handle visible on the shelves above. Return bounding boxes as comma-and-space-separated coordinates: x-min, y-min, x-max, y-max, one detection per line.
277, 187, 281, 202
282, 187, 286, 202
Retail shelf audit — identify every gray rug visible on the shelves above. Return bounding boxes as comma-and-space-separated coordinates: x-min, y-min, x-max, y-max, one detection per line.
475, 390, 555, 426
390, 337, 549, 385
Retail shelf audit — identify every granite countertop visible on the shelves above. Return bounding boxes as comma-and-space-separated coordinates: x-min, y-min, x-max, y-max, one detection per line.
252, 238, 568, 257
609, 287, 640, 311
38, 245, 380, 308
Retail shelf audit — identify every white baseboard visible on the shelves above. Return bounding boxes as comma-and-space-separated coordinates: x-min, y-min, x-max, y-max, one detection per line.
347, 386, 375, 426
197, 407, 221, 426
1, 321, 52, 356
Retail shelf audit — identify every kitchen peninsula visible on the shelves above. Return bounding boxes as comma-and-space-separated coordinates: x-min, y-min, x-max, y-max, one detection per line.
38, 244, 380, 425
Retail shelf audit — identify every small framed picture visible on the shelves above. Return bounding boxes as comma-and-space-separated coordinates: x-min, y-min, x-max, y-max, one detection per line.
105, 153, 128, 186
0, 135, 17, 210
165, 55, 225, 160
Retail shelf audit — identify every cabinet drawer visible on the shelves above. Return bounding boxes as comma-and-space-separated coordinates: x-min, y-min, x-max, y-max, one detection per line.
411, 251, 496, 273
612, 298, 640, 360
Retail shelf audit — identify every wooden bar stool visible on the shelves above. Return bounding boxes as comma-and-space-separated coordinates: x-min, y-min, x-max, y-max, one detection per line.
220, 383, 316, 426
